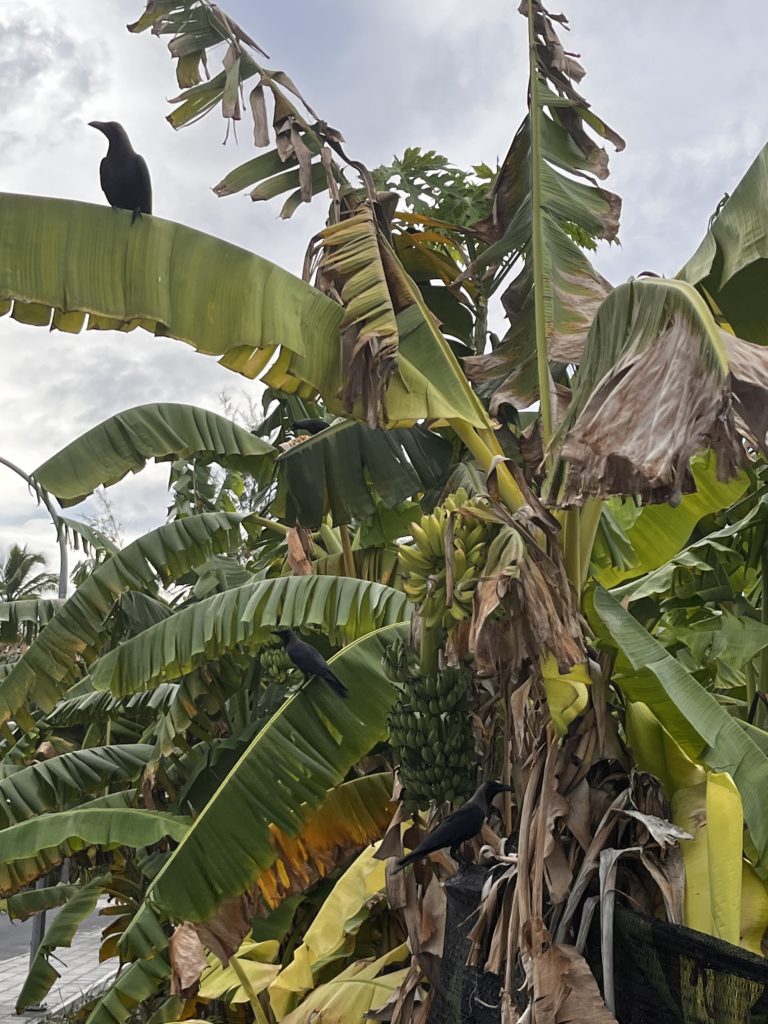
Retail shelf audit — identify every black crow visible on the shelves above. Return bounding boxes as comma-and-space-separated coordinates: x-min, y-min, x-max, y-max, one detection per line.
395, 780, 512, 871
89, 121, 152, 223
273, 628, 348, 698
291, 418, 330, 436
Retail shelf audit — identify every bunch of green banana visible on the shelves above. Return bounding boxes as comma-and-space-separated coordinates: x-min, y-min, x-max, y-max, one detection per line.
258, 644, 302, 688
398, 488, 492, 629
388, 664, 476, 811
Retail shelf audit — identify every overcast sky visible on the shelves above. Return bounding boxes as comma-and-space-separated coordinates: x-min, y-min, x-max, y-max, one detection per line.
2, 0, 767, 581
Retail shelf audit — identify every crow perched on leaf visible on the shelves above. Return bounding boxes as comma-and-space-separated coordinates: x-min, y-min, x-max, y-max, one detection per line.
89, 121, 152, 222
273, 628, 348, 698
395, 780, 512, 871
292, 418, 330, 436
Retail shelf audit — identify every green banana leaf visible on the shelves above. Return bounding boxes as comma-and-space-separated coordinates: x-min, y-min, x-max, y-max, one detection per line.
0, 743, 152, 825
59, 517, 120, 556
0, 512, 246, 725
679, 143, 768, 345
0, 598, 63, 642
273, 421, 452, 528
0, 809, 189, 895
85, 952, 170, 1024
0, 194, 485, 428
592, 452, 749, 588
16, 874, 109, 1011
34, 404, 274, 507
88, 575, 410, 697
146, 622, 407, 921
6, 880, 80, 920
612, 494, 768, 605
462, 3, 623, 407
594, 586, 768, 880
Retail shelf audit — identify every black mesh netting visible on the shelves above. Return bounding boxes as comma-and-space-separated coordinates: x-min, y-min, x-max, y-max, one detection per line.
427, 866, 511, 1024
585, 903, 768, 1024
428, 868, 768, 1024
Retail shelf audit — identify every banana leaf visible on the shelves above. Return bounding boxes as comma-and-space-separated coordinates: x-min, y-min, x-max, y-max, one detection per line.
0, 597, 63, 643
88, 576, 410, 697
85, 951, 170, 1024
145, 622, 407, 921
594, 586, 768, 881
0, 743, 152, 825
268, 843, 387, 1017
463, 1, 623, 408
16, 874, 109, 1011
257, 773, 394, 910
679, 143, 768, 345
0, 194, 485, 428
34, 404, 274, 507
273, 421, 452, 527
592, 452, 749, 589
280, 944, 410, 1024
6, 880, 80, 920
0, 512, 246, 725
0, 809, 189, 895
62, 518, 120, 558
547, 278, 741, 506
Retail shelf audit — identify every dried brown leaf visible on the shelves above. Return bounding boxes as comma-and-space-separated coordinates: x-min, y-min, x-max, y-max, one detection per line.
170, 922, 209, 997
285, 525, 314, 575
531, 941, 618, 1023
249, 83, 269, 146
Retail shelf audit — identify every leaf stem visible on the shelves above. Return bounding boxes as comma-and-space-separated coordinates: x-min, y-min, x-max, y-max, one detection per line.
527, 0, 553, 450
339, 523, 357, 578
450, 420, 525, 512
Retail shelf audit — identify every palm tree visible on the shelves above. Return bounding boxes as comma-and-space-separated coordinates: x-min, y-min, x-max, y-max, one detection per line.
0, 543, 58, 600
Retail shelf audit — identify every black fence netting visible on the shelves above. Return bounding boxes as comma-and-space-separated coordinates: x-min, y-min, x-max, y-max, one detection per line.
585, 903, 768, 1024
428, 868, 768, 1024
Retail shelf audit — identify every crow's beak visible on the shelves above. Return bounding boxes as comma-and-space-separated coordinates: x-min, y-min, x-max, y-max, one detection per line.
88, 121, 105, 134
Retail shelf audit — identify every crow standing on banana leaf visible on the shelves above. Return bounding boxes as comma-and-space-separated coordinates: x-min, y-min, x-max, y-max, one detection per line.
273, 628, 349, 698
89, 121, 152, 223
395, 780, 512, 871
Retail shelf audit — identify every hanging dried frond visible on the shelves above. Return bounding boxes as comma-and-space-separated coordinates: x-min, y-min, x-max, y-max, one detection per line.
307, 204, 412, 427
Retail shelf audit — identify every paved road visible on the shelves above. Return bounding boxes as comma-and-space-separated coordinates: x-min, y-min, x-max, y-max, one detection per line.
0, 909, 103, 961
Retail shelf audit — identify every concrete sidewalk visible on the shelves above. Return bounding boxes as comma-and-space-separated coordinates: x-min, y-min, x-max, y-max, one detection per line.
0, 925, 116, 1024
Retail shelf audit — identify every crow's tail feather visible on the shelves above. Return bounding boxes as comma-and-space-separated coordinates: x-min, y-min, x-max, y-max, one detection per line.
324, 673, 349, 698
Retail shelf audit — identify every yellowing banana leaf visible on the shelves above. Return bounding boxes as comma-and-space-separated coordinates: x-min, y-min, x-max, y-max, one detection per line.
0, 743, 152, 825
548, 278, 741, 507
34, 404, 274, 507
268, 843, 387, 1018
16, 874, 109, 1011
540, 653, 590, 736
592, 452, 749, 589
624, 702, 705, 796
145, 623, 407, 922
679, 143, 768, 346
258, 773, 394, 910
595, 586, 768, 881
88, 576, 410, 697
0, 809, 188, 895
706, 772, 743, 945
273, 421, 452, 527
279, 943, 410, 1024
198, 939, 280, 1003
0, 512, 245, 725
